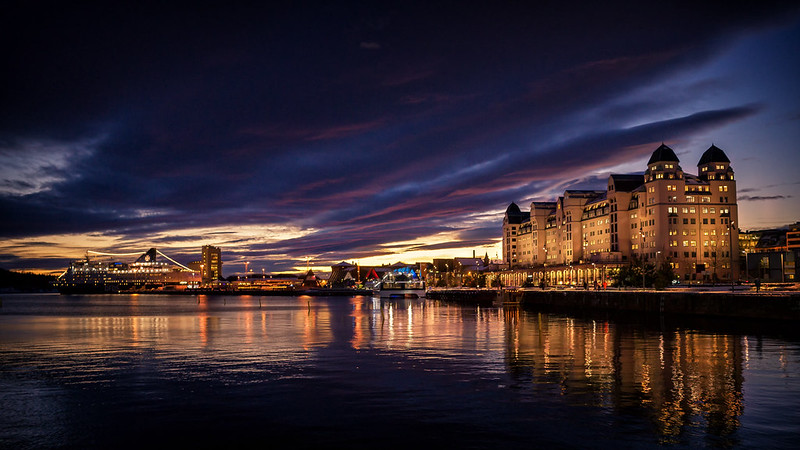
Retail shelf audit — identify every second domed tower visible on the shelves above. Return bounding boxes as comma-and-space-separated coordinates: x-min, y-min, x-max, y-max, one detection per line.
645, 143, 684, 182
697, 144, 733, 182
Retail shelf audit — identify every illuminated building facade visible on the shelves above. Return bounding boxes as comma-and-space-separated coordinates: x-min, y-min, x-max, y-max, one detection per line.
502, 144, 739, 284
201, 245, 222, 283
501, 202, 530, 268
739, 222, 800, 282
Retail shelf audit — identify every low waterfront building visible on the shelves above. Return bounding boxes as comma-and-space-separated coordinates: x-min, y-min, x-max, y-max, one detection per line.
327, 261, 430, 288
231, 273, 302, 290
739, 222, 799, 282
502, 143, 740, 285
328, 261, 383, 288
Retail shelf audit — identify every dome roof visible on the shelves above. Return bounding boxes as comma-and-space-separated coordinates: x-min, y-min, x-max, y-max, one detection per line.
698, 144, 730, 165
647, 143, 680, 165
505, 202, 521, 215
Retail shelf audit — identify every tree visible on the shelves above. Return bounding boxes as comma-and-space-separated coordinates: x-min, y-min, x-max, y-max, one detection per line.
653, 260, 676, 290
611, 255, 668, 289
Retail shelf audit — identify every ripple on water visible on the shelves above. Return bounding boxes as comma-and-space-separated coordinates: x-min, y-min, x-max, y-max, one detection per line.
1, 294, 800, 448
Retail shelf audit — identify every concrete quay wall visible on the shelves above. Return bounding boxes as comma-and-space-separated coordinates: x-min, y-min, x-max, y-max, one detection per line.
509, 289, 800, 320
426, 289, 501, 305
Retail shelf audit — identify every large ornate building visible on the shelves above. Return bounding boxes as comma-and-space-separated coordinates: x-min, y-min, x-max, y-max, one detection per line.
502, 144, 739, 284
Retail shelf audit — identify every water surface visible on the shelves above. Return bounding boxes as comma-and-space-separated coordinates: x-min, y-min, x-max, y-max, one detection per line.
1, 293, 798, 448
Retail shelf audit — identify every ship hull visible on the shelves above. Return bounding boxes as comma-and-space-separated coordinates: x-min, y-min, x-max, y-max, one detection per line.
56, 285, 116, 295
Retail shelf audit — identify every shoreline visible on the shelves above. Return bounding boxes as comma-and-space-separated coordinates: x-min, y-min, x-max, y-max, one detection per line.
52, 287, 375, 297
427, 287, 800, 321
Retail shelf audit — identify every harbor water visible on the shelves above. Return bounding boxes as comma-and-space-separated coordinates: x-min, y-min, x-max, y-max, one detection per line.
1, 293, 799, 448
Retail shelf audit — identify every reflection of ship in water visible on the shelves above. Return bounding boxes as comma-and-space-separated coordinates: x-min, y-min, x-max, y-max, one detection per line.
54, 248, 199, 294
503, 310, 744, 442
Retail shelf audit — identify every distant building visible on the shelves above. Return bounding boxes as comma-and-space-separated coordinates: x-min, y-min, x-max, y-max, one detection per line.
502, 144, 739, 284
739, 222, 799, 282
201, 245, 222, 283
454, 257, 486, 274
328, 262, 381, 287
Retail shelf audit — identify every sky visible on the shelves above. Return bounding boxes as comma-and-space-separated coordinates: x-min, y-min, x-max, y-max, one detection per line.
2, 1, 799, 275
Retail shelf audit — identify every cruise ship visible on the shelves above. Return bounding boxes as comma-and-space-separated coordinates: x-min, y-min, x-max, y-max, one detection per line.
54, 248, 200, 294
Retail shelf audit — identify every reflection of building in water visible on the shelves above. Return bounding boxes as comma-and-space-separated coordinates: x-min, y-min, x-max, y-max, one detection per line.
348, 298, 507, 368
504, 311, 744, 440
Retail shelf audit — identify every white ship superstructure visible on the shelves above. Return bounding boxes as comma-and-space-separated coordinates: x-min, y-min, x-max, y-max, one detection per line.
55, 248, 199, 293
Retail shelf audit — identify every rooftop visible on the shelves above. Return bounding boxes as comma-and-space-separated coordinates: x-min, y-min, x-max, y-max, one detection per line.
698, 144, 731, 165
647, 143, 680, 165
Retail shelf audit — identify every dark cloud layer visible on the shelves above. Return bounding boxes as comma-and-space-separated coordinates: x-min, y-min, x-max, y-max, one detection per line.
739, 195, 791, 201
1, 1, 798, 272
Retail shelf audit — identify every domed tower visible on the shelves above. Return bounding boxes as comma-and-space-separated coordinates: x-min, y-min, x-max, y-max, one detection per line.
505, 202, 521, 216
697, 144, 732, 181
645, 143, 683, 182
697, 144, 738, 282
637, 144, 684, 261
502, 202, 529, 268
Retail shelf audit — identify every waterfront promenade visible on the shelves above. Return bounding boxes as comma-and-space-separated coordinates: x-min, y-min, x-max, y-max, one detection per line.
428, 284, 800, 321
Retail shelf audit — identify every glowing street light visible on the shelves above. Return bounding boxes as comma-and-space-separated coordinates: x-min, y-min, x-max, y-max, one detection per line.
640, 229, 646, 289
729, 220, 736, 292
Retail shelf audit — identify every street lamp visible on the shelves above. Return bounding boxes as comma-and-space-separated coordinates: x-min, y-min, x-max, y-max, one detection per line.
729, 220, 735, 292
583, 238, 588, 263
543, 246, 548, 287
640, 229, 646, 289
567, 262, 572, 285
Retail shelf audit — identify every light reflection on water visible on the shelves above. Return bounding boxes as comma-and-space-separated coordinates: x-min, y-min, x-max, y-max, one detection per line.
1, 293, 799, 448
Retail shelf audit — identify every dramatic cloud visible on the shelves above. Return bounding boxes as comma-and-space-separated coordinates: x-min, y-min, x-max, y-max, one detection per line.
739, 195, 791, 201
1, 2, 799, 273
